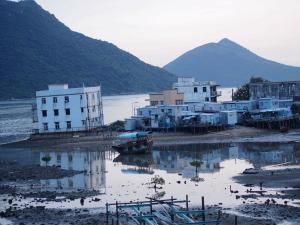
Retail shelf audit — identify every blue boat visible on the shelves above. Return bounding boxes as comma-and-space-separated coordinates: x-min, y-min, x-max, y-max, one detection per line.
112, 131, 153, 154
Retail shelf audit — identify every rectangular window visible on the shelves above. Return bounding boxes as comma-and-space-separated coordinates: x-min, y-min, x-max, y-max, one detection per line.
65, 108, 70, 115
66, 121, 71, 129
203, 87, 207, 93
82, 120, 86, 125
92, 106, 96, 112
81, 107, 84, 113
160, 101, 164, 105
43, 123, 48, 131
54, 109, 59, 116
41, 98, 46, 104
42, 110, 47, 117
175, 100, 183, 105
194, 87, 198, 93
64, 96, 69, 103
53, 97, 57, 103
205, 97, 209, 102
55, 122, 60, 130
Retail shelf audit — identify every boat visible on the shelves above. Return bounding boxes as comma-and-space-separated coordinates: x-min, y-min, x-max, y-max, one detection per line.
112, 131, 153, 154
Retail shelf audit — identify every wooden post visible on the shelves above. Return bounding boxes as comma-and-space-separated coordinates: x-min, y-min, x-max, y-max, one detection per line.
106, 203, 109, 225
116, 201, 119, 225
201, 196, 205, 221
186, 194, 189, 211
171, 196, 174, 221
150, 198, 153, 214
235, 215, 238, 225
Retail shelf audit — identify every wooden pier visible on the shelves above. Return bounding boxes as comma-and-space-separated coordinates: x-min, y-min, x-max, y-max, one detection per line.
245, 115, 299, 130
105, 195, 222, 225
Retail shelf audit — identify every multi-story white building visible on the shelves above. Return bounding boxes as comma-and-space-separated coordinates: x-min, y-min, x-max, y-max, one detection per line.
173, 77, 221, 103
36, 84, 104, 133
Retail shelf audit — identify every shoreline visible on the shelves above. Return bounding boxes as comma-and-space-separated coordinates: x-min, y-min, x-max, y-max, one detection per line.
2, 126, 299, 150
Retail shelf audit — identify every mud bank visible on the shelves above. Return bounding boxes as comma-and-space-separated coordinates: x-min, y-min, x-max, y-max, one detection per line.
0, 161, 81, 182
4, 126, 298, 149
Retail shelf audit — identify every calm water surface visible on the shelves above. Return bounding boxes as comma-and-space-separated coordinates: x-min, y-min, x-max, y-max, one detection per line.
0, 142, 298, 211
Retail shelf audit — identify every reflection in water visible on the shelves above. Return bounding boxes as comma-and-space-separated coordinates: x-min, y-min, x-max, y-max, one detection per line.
0, 142, 298, 208
40, 151, 107, 191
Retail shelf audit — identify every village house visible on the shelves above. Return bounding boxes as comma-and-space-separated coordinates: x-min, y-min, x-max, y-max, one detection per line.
35, 84, 104, 133
249, 81, 300, 100
148, 89, 184, 106
173, 77, 221, 103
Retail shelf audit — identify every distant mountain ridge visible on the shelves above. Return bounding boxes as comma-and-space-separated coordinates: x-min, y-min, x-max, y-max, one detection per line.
164, 38, 300, 86
0, 0, 175, 100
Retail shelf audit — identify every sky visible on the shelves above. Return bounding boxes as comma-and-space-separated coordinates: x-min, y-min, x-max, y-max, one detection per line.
35, 0, 300, 67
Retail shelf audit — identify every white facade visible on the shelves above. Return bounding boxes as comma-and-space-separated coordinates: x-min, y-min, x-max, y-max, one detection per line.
220, 111, 238, 125
173, 77, 220, 103
36, 84, 104, 133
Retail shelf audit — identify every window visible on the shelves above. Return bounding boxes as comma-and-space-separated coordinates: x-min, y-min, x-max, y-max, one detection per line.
194, 87, 198, 93
160, 101, 164, 105
66, 121, 71, 129
80, 95, 83, 100
82, 120, 86, 125
53, 97, 57, 103
161, 109, 165, 112
150, 101, 158, 106
42, 110, 47, 117
55, 122, 60, 130
54, 109, 59, 116
92, 106, 96, 112
203, 87, 207, 92
65, 108, 70, 115
205, 97, 209, 102
81, 107, 84, 113
168, 109, 172, 114
64, 96, 69, 103
43, 123, 48, 131
175, 100, 183, 105
41, 98, 46, 104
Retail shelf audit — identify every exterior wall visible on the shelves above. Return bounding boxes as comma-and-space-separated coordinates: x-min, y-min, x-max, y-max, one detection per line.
200, 113, 220, 125
173, 77, 220, 103
258, 98, 279, 110
220, 111, 237, 125
149, 89, 184, 106
249, 81, 300, 100
222, 101, 256, 112
36, 84, 103, 133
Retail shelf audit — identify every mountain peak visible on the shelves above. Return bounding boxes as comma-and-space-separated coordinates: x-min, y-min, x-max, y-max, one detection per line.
217, 38, 238, 46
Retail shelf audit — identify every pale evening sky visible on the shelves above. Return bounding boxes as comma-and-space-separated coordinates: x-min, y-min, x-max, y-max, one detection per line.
35, 0, 300, 67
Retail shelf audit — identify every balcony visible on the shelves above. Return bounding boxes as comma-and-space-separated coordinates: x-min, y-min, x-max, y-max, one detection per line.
211, 91, 222, 97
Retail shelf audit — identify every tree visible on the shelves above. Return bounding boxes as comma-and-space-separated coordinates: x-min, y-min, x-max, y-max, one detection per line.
233, 76, 268, 101
291, 104, 300, 114
42, 155, 51, 167
190, 160, 203, 174
150, 175, 165, 192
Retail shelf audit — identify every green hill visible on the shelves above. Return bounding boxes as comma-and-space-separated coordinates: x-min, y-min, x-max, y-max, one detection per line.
0, 0, 175, 100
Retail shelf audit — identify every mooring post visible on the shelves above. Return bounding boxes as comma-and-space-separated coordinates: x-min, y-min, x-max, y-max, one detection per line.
201, 196, 206, 221
150, 198, 153, 214
171, 196, 174, 221
235, 215, 238, 225
186, 194, 189, 211
106, 203, 109, 225
116, 201, 119, 225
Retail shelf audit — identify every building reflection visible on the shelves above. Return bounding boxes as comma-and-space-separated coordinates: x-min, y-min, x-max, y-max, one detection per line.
150, 143, 297, 178
40, 151, 106, 191
113, 154, 154, 174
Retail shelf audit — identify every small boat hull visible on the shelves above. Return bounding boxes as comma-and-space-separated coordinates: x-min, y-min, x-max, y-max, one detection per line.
112, 140, 153, 154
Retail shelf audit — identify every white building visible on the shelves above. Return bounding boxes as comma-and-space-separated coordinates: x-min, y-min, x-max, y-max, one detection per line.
173, 77, 221, 103
36, 84, 104, 133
